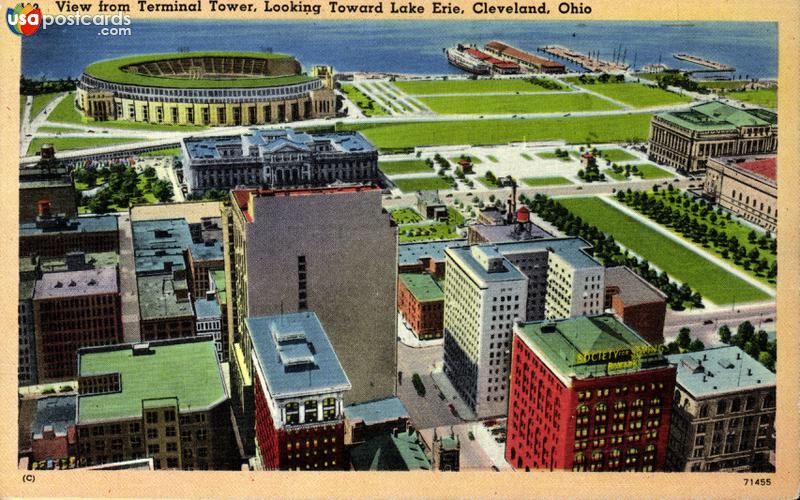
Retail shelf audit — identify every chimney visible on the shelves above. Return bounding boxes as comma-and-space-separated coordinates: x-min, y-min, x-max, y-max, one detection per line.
703, 354, 707, 361
747, 368, 752, 376
163, 261, 173, 273
736, 352, 741, 360
37, 198, 52, 218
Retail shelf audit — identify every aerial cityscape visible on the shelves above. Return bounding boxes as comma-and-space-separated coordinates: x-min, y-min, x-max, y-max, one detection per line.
18, 20, 777, 473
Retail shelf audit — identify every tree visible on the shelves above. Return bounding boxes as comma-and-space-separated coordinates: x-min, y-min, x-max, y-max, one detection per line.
152, 179, 174, 202
688, 339, 705, 352
733, 321, 755, 348
665, 342, 680, 355
677, 327, 692, 350
718, 325, 732, 344
143, 166, 157, 179
748, 230, 757, 243
758, 351, 775, 372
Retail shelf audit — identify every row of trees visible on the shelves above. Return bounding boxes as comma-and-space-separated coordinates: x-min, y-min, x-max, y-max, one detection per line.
78, 164, 172, 213
665, 327, 705, 355
718, 321, 776, 372
528, 76, 565, 90
576, 73, 626, 85
20, 77, 77, 95
649, 71, 711, 94
523, 193, 703, 310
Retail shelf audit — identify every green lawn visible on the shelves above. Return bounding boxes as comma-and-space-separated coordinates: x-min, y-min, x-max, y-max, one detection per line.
487, 155, 499, 163
419, 93, 620, 114
37, 125, 83, 133
379, 160, 432, 175
603, 169, 628, 181
27, 137, 144, 156
393, 176, 454, 192
699, 80, 750, 90
342, 84, 389, 117
20, 95, 26, 124
558, 197, 770, 304
631, 164, 673, 179
726, 89, 777, 109
398, 207, 464, 242
390, 207, 424, 224
478, 177, 500, 189
449, 155, 482, 165
30, 92, 61, 120
598, 148, 637, 162
340, 113, 653, 151
573, 82, 692, 108
139, 147, 182, 157
536, 151, 572, 161
394, 79, 566, 95
521, 153, 533, 161
522, 177, 573, 186
48, 92, 84, 124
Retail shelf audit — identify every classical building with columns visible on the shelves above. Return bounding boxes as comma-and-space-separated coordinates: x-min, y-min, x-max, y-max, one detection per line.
703, 155, 777, 232
181, 128, 378, 194
647, 102, 777, 173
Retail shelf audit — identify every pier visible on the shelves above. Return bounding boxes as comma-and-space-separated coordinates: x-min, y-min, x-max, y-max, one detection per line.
538, 45, 629, 73
673, 53, 735, 72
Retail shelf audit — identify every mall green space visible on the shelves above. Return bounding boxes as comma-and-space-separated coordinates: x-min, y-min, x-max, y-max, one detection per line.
392, 176, 455, 193
394, 78, 567, 95
726, 89, 777, 109
339, 113, 653, 151
570, 82, 692, 108
522, 177, 573, 186
597, 148, 637, 162
558, 197, 770, 304
397, 207, 464, 243
389, 207, 424, 224
449, 155, 481, 165
30, 92, 60, 119
536, 151, 572, 161
418, 92, 620, 115
604, 163, 673, 181
379, 160, 432, 175
27, 137, 144, 156
138, 147, 182, 157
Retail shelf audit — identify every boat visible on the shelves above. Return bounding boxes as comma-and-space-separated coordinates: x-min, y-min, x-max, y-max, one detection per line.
445, 44, 491, 75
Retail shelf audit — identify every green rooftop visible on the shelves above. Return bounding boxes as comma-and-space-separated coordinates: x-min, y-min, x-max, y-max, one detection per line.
83, 52, 316, 89
399, 273, 444, 302
657, 101, 777, 132
77, 339, 226, 423
516, 314, 667, 381
212, 270, 227, 304
350, 430, 432, 471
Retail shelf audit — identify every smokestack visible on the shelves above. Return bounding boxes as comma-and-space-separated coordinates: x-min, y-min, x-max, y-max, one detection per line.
37, 198, 52, 218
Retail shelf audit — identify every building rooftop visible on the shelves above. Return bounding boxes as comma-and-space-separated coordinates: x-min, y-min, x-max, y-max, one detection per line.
248, 312, 350, 399
497, 236, 600, 270
137, 275, 194, 321
194, 297, 221, 319
666, 346, 775, 399
211, 270, 227, 304
486, 40, 563, 67
399, 273, 444, 302
516, 314, 669, 382
605, 266, 667, 305
132, 218, 193, 274
714, 155, 777, 182
77, 339, 226, 423
20, 278, 36, 301
20, 178, 73, 189
344, 397, 410, 426
470, 222, 551, 243
20, 252, 119, 275
445, 245, 526, 286
232, 185, 381, 223
32, 396, 77, 438
184, 128, 375, 161
20, 214, 118, 237
349, 430, 432, 471
34, 267, 118, 300
657, 101, 777, 132
190, 241, 224, 262
130, 202, 222, 225
398, 239, 467, 267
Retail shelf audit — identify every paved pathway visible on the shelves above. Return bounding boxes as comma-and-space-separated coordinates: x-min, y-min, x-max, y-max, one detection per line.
117, 214, 141, 343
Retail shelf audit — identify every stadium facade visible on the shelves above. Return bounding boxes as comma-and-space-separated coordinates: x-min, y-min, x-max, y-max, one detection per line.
76, 52, 335, 126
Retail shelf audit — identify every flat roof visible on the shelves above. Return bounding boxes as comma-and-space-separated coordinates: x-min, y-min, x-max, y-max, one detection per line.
349, 430, 431, 471
344, 397, 410, 426
657, 101, 777, 132
132, 218, 193, 274
470, 222, 551, 243
211, 270, 227, 304
248, 312, 350, 399
32, 396, 77, 438
137, 275, 194, 320
233, 184, 381, 223
516, 314, 668, 381
83, 52, 314, 89
666, 346, 775, 399
398, 239, 467, 266
497, 236, 600, 270
190, 241, 224, 262
20, 178, 73, 189
714, 155, 777, 182
445, 245, 526, 286
399, 273, 444, 302
194, 297, 221, 319
130, 202, 222, 225
20, 214, 118, 237
20, 278, 36, 301
20, 252, 119, 275
34, 267, 118, 300
77, 339, 226, 423
605, 266, 666, 305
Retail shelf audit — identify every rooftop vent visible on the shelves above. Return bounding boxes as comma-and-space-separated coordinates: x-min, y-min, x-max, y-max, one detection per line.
132, 343, 153, 356
541, 323, 557, 334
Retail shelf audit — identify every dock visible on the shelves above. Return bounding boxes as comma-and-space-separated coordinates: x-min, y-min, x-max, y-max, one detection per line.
673, 53, 735, 72
538, 45, 629, 73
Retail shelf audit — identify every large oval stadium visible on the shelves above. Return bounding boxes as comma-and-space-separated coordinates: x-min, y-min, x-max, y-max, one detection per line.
76, 52, 335, 126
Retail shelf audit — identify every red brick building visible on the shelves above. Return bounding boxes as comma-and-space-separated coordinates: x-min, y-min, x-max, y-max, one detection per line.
506, 315, 676, 472
397, 273, 444, 340
33, 267, 122, 382
604, 266, 668, 345
248, 312, 351, 470
20, 201, 118, 258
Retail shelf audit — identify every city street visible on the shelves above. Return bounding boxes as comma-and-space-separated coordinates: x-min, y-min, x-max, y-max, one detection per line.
397, 341, 460, 430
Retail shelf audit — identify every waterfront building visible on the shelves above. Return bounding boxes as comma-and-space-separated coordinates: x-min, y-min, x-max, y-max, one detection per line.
703, 155, 777, 232
484, 41, 566, 73
665, 346, 776, 472
75, 339, 236, 470
506, 315, 676, 472
648, 102, 777, 173
603, 266, 668, 345
249, 312, 351, 470
181, 128, 378, 194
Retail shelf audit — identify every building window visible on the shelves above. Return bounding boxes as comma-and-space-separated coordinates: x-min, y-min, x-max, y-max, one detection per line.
304, 400, 318, 423
147, 444, 160, 455
164, 410, 176, 422
146, 411, 158, 424
147, 428, 159, 439
322, 398, 336, 420
286, 402, 300, 425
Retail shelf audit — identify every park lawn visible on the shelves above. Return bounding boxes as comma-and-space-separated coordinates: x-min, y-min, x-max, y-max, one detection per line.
139, 147, 182, 157
574, 82, 692, 108
597, 148, 637, 162
536, 151, 570, 160
558, 197, 770, 304
379, 160, 432, 175
393, 176, 454, 193
478, 177, 501, 189
419, 92, 620, 114
449, 155, 482, 165
394, 78, 567, 95
520, 153, 533, 161
603, 169, 628, 181
27, 137, 145, 156
399, 222, 460, 242
699, 80, 749, 90
390, 207, 424, 224
522, 177, 573, 186
487, 155, 499, 163
48, 92, 84, 124
632, 164, 673, 179
340, 113, 653, 151
341, 84, 389, 116
37, 125, 83, 133
30, 92, 61, 119
726, 89, 777, 109
20, 95, 26, 123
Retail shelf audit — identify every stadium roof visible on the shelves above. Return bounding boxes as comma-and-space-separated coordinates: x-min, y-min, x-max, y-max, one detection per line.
83, 52, 315, 89
666, 346, 775, 399
77, 339, 227, 423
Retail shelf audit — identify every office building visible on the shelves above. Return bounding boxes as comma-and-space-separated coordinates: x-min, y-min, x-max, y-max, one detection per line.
648, 102, 777, 172
604, 266, 668, 345
665, 346, 776, 472
703, 155, 777, 232
29, 396, 77, 464
249, 312, 351, 470
20, 202, 118, 257
344, 397, 410, 445
75, 339, 236, 470
397, 239, 467, 277
506, 315, 676, 472
397, 273, 445, 340
209, 270, 230, 361
19, 279, 37, 386
195, 296, 223, 361
187, 241, 224, 298
19, 174, 77, 223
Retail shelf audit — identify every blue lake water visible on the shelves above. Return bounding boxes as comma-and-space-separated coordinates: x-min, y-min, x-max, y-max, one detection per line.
22, 20, 777, 79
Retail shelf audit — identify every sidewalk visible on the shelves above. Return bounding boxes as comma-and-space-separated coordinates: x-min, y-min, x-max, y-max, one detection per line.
430, 363, 476, 422
397, 314, 444, 348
